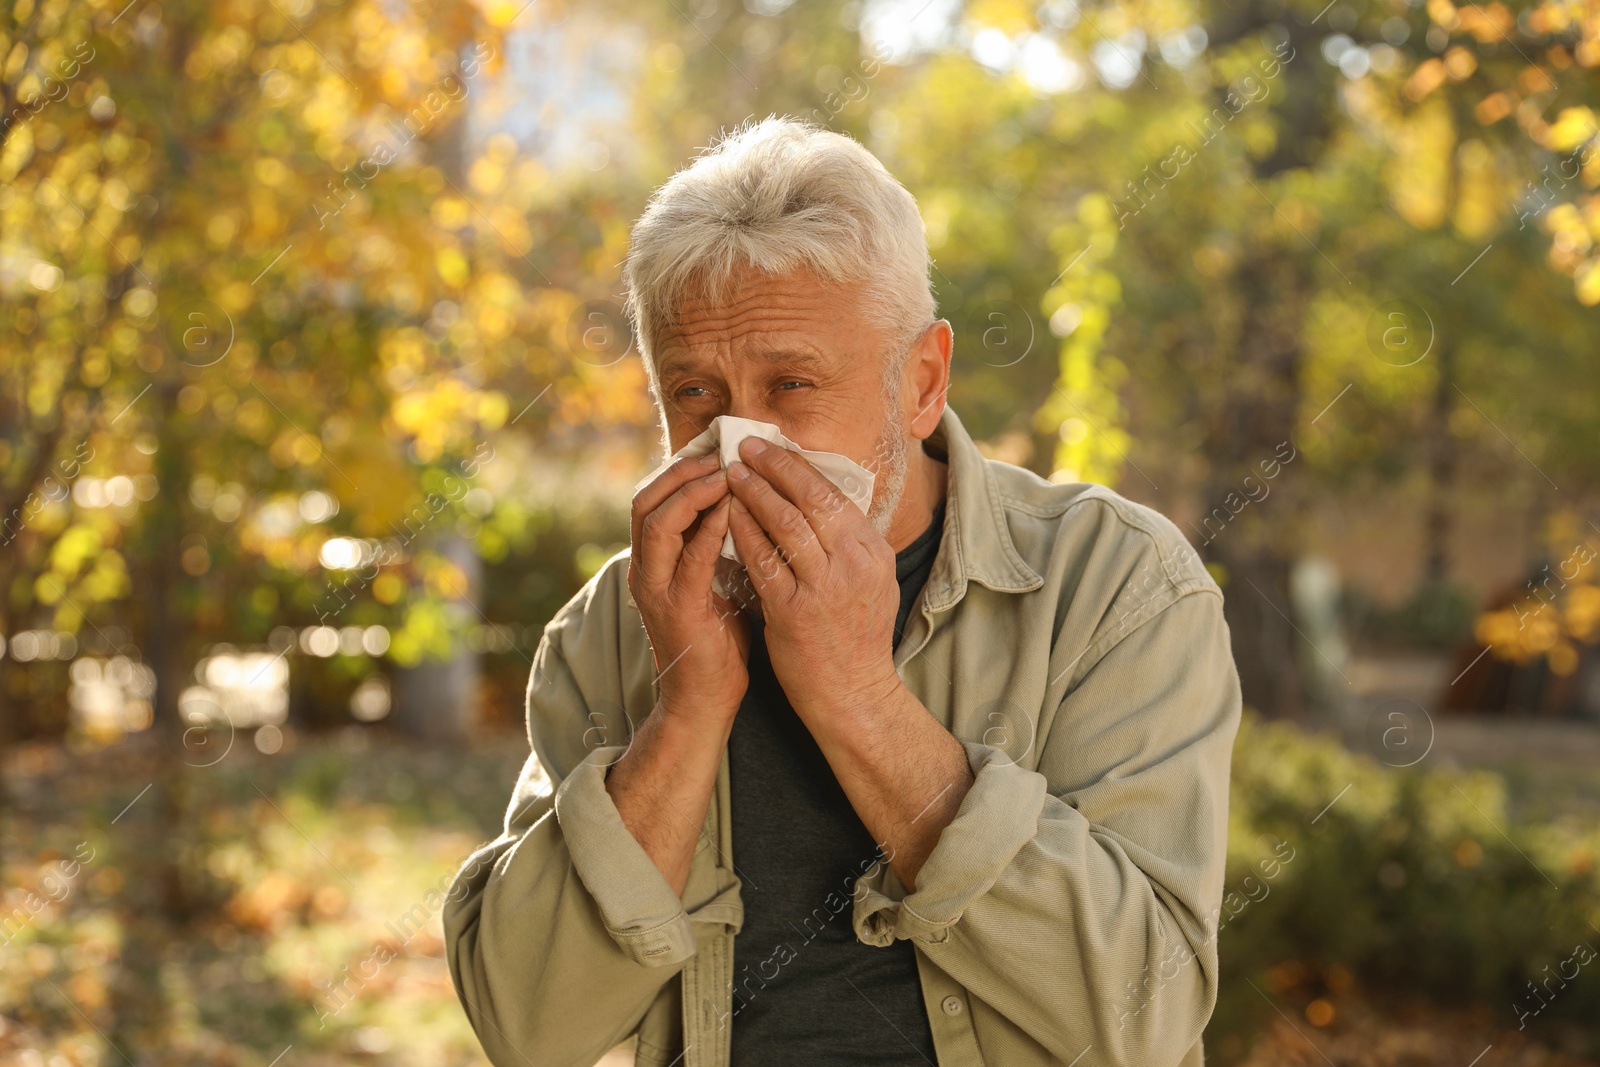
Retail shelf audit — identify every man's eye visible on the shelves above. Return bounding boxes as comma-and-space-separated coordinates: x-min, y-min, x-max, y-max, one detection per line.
777, 380, 808, 391
677, 386, 710, 398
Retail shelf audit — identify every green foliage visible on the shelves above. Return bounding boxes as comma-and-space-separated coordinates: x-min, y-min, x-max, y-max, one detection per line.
1037, 193, 1129, 484
1346, 577, 1480, 650
1214, 712, 1600, 1051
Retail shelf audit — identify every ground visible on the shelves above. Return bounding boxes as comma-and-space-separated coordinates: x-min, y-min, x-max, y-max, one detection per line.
2, 714, 1596, 1066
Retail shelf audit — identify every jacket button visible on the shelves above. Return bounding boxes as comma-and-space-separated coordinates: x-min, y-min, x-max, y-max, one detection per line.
941, 995, 963, 1016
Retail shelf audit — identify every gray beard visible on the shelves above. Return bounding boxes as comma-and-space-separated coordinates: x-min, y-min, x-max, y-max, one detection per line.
866, 393, 911, 538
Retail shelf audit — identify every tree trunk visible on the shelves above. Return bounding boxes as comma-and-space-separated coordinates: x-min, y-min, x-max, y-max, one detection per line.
107, 380, 192, 1053
1198, 249, 1312, 722
1220, 549, 1305, 718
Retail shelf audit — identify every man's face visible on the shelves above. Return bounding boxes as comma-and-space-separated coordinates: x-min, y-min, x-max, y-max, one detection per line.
651, 266, 912, 533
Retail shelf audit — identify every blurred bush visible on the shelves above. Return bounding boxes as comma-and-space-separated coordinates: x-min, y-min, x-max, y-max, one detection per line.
1346, 577, 1479, 652
1211, 711, 1600, 1056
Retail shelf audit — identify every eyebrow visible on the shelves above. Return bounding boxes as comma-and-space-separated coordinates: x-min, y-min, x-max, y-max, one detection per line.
656, 348, 832, 378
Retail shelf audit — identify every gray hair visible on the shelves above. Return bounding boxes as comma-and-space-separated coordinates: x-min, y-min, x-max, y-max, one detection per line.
621, 115, 937, 402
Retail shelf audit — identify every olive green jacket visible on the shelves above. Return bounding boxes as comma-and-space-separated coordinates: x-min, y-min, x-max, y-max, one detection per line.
444, 404, 1242, 1067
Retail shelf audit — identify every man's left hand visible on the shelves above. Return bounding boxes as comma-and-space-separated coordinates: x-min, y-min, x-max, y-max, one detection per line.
724, 435, 902, 724
725, 434, 974, 894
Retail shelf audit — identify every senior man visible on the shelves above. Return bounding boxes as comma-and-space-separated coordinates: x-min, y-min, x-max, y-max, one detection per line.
444, 116, 1242, 1067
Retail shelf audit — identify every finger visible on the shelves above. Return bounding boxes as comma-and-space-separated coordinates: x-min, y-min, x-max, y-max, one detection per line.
636, 469, 730, 589
631, 453, 722, 555
727, 493, 797, 602
672, 492, 730, 600
725, 461, 828, 581
682, 500, 711, 545
735, 438, 864, 556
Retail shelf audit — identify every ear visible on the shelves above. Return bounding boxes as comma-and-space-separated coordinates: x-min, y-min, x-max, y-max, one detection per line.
901, 320, 952, 441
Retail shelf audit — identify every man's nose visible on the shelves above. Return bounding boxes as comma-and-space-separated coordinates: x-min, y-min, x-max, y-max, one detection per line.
723, 390, 779, 427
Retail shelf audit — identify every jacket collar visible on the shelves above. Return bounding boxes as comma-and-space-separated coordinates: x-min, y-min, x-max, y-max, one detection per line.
918, 404, 1043, 613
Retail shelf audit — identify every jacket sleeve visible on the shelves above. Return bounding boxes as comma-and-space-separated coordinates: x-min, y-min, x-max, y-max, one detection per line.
852, 586, 1241, 1067
442, 556, 744, 1067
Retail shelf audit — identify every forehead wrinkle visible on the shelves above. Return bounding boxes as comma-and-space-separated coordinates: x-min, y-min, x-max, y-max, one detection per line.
670, 296, 834, 336
657, 340, 832, 379
656, 271, 873, 380
668, 274, 851, 331
659, 306, 843, 377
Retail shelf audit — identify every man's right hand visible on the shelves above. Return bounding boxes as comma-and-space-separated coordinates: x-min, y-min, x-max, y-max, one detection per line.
627, 451, 752, 724
611, 452, 750, 897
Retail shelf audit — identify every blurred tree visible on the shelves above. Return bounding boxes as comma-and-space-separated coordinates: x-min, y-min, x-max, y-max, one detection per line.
1, 0, 636, 747
547, 0, 1600, 720
1004, 0, 1600, 717
0, 0, 610, 1046
2, 0, 136, 746
5, 0, 1593, 738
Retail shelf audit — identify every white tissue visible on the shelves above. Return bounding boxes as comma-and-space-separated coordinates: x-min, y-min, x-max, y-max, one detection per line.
634, 416, 877, 592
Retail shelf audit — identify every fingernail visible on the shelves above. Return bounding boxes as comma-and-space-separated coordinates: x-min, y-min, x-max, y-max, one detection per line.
742, 438, 768, 455
727, 461, 750, 480
697, 453, 721, 466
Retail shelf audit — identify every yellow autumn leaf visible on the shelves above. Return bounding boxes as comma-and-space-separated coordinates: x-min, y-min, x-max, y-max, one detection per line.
1547, 106, 1599, 152
432, 196, 471, 230
436, 246, 469, 288
483, 0, 523, 28
1575, 257, 1600, 305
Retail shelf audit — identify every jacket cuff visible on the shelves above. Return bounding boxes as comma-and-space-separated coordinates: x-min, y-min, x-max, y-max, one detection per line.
554, 745, 697, 967
852, 740, 1047, 947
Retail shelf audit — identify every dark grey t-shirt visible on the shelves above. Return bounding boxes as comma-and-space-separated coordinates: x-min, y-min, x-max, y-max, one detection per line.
727, 498, 947, 1065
